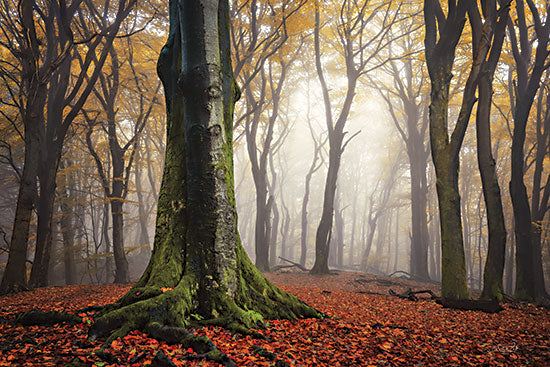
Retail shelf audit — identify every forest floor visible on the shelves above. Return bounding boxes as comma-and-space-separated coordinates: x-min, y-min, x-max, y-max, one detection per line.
0, 270, 548, 366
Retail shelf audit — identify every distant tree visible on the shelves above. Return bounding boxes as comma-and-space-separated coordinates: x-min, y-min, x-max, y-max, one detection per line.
311, 0, 401, 274
84, 38, 160, 283
360, 149, 403, 271
371, 6, 432, 279
89, 1, 320, 360
231, 0, 306, 272
27, 0, 137, 288
300, 116, 326, 267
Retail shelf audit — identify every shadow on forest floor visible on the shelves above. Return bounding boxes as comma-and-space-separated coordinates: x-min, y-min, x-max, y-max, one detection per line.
0, 270, 548, 366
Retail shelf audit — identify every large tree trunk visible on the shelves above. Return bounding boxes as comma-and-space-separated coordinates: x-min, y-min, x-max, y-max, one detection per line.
89, 1, 319, 359
424, 0, 492, 300
433, 145, 468, 300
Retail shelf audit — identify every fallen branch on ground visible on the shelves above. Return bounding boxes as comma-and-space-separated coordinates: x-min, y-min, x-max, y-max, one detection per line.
275, 257, 309, 272
388, 288, 503, 313
389, 288, 438, 301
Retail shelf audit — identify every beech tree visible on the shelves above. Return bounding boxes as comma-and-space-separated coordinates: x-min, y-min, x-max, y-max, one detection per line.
84, 40, 160, 283
423, 0, 493, 300
311, 0, 401, 274
88, 0, 320, 362
231, 0, 306, 272
0, 0, 136, 293
471, 0, 510, 301
371, 9, 432, 279
506, 0, 550, 301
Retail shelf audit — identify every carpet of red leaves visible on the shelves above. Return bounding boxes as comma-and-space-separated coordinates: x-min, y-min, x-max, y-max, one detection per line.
0, 271, 548, 366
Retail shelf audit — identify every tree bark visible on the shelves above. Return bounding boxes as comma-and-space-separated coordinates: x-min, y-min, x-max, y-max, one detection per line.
30, 149, 61, 287
0, 91, 42, 294
88, 1, 320, 359
310, 1, 356, 274
0, 0, 47, 295
476, 11, 508, 298
507, 0, 550, 301
530, 85, 550, 300
424, 0, 491, 300
59, 160, 76, 285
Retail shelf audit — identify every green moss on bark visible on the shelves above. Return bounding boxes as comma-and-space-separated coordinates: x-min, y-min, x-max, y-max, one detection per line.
87, 2, 321, 365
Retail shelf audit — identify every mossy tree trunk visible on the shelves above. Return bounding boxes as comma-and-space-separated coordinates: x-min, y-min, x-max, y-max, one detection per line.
473, 2, 510, 301
424, 0, 492, 300
89, 0, 320, 357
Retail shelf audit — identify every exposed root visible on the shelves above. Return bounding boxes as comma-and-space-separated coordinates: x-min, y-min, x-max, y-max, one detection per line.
15, 310, 81, 326
79, 305, 108, 313
85, 245, 322, 365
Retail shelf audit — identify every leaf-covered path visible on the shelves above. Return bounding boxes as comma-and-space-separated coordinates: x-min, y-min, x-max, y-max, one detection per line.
0, 271, 548, 366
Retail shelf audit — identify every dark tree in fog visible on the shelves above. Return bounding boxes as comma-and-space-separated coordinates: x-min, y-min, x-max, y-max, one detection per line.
506, 0, 550, 301
372, 9, 431, 279
311, 0, 400, 274
470, 1, 509, 300
424, 0, 492, 299
0, 0, 136, 293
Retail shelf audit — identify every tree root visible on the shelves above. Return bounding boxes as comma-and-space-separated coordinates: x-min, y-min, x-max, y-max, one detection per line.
15, 310, 82, 326
86, 276, 314, 366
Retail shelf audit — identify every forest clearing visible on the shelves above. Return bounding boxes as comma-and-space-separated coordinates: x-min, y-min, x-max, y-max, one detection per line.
0, 270, 548, 366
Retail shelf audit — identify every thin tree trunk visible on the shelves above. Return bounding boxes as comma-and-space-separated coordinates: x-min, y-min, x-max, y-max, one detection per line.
135, 150, 152, 257
59, 160, 76, 285
0, 100, 42, 293
30, 157, 61, 287
269, 197, 279, 267
507, 0, 550, 301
